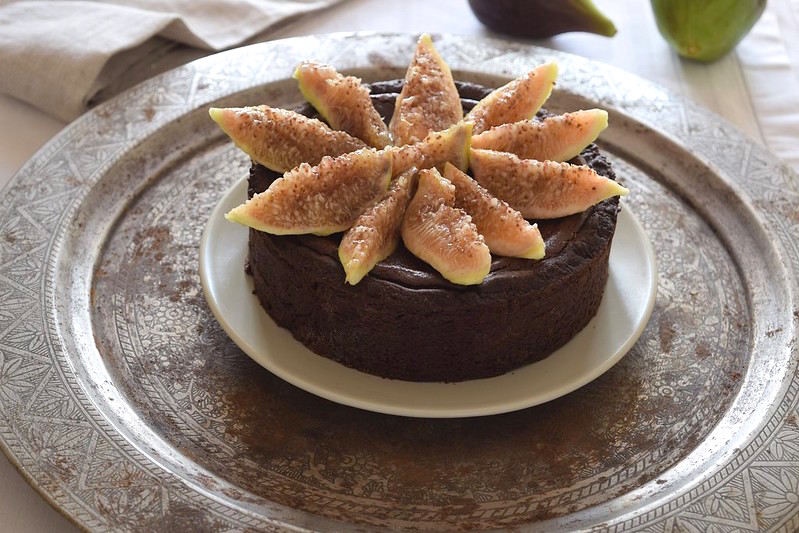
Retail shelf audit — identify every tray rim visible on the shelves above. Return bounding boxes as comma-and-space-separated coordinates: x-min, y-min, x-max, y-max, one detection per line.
0, 31, 796, 531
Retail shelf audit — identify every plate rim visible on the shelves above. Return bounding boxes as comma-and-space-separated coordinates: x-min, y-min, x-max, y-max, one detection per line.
198, 178, 658, 418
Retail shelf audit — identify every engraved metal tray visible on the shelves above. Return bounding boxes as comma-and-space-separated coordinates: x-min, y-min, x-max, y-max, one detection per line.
0, 33, 797, 531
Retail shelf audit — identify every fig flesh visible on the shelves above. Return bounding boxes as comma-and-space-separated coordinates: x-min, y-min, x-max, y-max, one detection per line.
209, 106, 366, 173
443, 163, 544, 260
390, 34, 463, 146
401, 168, 491, 286
294, 61, 391, 148
339, 168, 418, 285
471, 109, 608, 162
391, 121, 472, 177
469, 149, 628, 219
465, 63, 558, 135
226, 148, 392, 236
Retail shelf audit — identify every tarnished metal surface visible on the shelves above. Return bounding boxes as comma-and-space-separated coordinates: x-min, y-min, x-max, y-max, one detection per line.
0, 33, 797, 531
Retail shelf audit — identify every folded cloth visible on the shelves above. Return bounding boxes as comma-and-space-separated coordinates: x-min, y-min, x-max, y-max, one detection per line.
0, 0, 343, 121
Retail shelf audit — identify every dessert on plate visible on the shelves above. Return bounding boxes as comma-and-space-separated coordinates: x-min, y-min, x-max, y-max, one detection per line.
210, 34, 628, 382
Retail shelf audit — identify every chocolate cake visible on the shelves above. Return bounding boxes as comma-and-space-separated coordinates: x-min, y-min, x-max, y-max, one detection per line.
247, 80, 620, 382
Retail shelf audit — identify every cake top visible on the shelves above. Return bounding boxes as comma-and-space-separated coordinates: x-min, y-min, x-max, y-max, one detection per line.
211, 33, 628, 286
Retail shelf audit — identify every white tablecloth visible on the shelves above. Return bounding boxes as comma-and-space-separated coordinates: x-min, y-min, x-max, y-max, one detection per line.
1, 0, 797, 530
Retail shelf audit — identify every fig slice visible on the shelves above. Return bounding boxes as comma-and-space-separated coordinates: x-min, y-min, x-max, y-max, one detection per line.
465, 63, 559, 135
294, 61, 392, 149
209, 105, 366, 173
471, 109, 609, 162
443, 162, 545, 260
226, 148, 392, 236
401, 168, 491, 286
469, 149, 628, 219
391, 121, 472, 177
389, 33, 463, 146
338, 167, 418, 285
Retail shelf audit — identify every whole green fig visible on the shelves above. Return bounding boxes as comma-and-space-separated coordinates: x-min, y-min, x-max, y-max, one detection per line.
651, 0, 766, 62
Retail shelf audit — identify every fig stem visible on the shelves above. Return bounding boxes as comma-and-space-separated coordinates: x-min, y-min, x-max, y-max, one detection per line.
572, 0, 617, 37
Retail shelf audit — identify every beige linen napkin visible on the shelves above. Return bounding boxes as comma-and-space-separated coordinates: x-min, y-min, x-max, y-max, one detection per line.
0, 0, 343, 121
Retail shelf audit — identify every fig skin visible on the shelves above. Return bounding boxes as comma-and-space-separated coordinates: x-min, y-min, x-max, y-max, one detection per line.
651, 0, 765, 62
468, 0, 617, 39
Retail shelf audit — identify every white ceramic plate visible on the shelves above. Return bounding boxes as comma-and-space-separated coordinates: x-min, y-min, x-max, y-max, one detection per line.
199, 178, 657, 418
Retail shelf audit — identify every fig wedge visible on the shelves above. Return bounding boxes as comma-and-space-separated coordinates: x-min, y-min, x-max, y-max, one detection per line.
390, 34, 463, 146
226, 148, 392, 236
443, 163, 545, 259
209, 105, 366, 173
469, 148, 628, 219
401, 168, 491, 285
294, 61, 391, 148
339, 168, 418, 284
465, 63, 559, 135
471, 109, 608, 162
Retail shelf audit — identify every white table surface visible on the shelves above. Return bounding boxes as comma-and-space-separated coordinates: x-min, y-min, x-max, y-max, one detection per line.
1, 0, 798, 530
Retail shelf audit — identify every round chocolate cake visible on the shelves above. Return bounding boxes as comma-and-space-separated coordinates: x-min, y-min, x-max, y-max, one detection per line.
247, 80, 620, 382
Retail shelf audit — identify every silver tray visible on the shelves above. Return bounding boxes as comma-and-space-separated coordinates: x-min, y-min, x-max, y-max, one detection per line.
0, 33, 797, 531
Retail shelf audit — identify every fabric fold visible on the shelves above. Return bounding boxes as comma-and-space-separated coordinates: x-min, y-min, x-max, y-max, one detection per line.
0, 0, 343, 121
